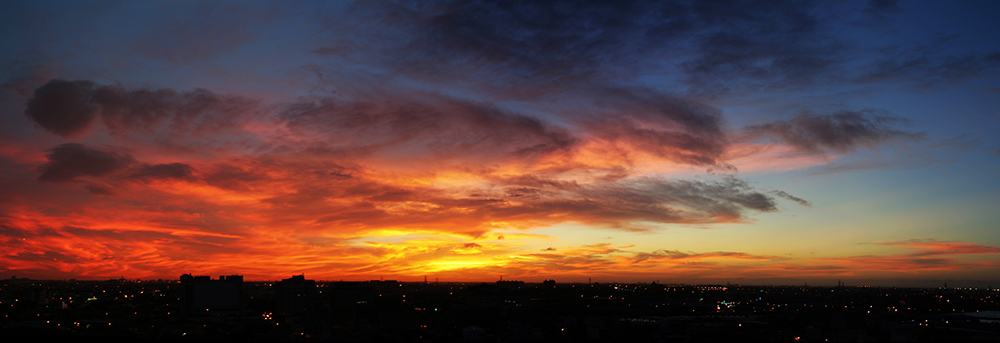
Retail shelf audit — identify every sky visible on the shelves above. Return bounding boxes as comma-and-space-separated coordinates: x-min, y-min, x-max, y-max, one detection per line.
1, 0, 999, 286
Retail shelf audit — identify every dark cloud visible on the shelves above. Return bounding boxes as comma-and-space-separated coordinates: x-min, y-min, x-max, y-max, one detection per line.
415, 0, 690, 81
24, 79, 255, 139
128, 163, 196, 182
37, 143, 135, 183
84, 184, 116, 196
482, 176, 779, 227
320, 0, 997, 99
772, 190, 811, 207
36, 143, 197, 185
577, 88, 728, 166
24, 80, 99, 138
588, 177, 779, 221
745, 111, 924, 154
233, 159, 780, 232
329, 0, 846, 96
679, 1, 839, 90
280, 95, 575, 160
92, 86, 253, 137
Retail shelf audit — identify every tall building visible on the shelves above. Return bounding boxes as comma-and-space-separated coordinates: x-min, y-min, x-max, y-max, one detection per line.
180, 274, 243, 316
275, 274, 317, 316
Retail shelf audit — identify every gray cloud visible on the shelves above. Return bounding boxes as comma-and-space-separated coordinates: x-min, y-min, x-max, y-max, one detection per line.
415, 0, 689, 81
321, 0, 847, 97
479, 176, 781, 228
92, 86, 254, 137
84, 183, 116, 196
37, 143, 135, 183
241, 159, 782, 232
772, 190, 811, 207
679, 1, 840, 91
24, 79, 256, 139
576, 88, 728, 166
278, 87, 735, 168
311, 0, 999, 101
280, 95, 575, 160
745, 111, 924, 154
24, 80, 99, 138
128, 163, 197, 182
36, 144, 196, 187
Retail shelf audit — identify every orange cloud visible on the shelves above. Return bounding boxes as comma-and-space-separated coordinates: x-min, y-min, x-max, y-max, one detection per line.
0, 80, 931, 282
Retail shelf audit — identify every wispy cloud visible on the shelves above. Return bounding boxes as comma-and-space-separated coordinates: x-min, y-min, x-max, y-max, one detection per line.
744, 110, 925, 155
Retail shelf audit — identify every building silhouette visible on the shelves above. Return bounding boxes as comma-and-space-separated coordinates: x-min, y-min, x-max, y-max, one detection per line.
180, 274, 243, 316
275, 274, 316, 316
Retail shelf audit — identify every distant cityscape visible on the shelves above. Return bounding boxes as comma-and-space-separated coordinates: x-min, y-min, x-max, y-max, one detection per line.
3, 275, 999, 342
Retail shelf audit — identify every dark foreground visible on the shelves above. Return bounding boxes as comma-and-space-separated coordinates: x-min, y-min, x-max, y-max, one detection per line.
3, 277, 999, 342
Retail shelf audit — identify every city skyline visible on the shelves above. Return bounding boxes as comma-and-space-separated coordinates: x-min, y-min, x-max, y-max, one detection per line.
2, 1, 999, 286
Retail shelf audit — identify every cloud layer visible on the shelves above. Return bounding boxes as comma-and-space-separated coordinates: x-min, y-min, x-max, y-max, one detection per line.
2, 0, 998, 282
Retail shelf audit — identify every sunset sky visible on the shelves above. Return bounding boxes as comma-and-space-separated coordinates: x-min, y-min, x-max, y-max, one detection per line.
2, 0, 999, 285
